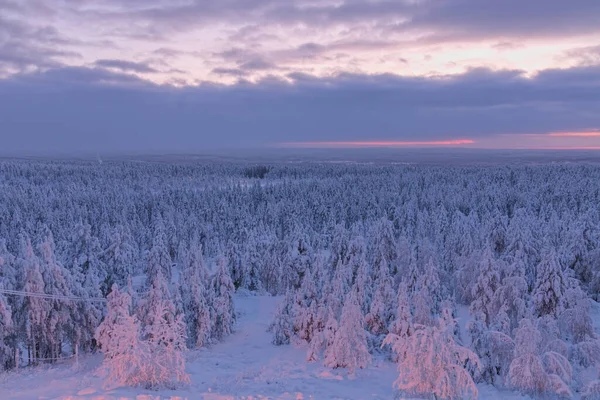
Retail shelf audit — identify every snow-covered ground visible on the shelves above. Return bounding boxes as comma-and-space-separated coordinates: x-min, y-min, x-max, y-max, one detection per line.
0, 295, 536, 399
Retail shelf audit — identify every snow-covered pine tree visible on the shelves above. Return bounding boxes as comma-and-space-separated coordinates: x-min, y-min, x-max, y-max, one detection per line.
323, 289, 371, 373
63, 224, 105, 352
138, 271, 173, 328
64, 222, 108, 289
469, 247, 500, 326
0, 239, 15, 370
329, 224, 350, 271
211, 256, 236, 341
0, 284, 12, 370
0, 239, 16, 292
146, 234, 173, 286
306, 302, 329, 362
225, 239, 244, 289
416, 257, 441, 314
370, 218, 397, 271
102, 225, 136, 291
327, 258, 352, 319
179, 245, 212, 348
37, 228, 73, 361
412, 285, 434, 327
284, 231, 312, 290
395, 234, 413, 285
350, 237, 372, 314
269, 291, 294, 345
533, 248, 567, 318
383, 283, 413, 363
493, 273, 528, 334
95, 284, 145, 389
242, 231, 264, 292
293, 266, 318, 342
140, 292, 190, 389
16, 234, 48, 365
366, 263, 396, 338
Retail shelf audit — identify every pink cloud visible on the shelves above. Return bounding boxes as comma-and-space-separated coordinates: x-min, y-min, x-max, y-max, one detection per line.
547, 130, 600, 137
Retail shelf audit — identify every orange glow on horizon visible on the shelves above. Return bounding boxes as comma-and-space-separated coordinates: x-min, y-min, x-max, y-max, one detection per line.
279, 140, 476, 148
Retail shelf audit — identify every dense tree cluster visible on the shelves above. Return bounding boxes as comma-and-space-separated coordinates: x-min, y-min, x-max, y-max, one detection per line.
1, 160, 600, 397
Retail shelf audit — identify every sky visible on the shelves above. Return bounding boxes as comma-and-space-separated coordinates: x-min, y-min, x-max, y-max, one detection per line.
1, 0, 600, 154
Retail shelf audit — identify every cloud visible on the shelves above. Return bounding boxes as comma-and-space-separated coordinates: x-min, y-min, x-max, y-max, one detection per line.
94, 59, 159, 73
564, 45, 600, 66
212, 67, 248, 77
1, 65, 599, 155
0, 15, 80, 75
396, 0, 600, 40
3, 0, 600, 85
76, 0, 600, 41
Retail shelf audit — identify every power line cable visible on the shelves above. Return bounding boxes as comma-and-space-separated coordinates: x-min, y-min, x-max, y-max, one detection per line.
0, 288, 107, 303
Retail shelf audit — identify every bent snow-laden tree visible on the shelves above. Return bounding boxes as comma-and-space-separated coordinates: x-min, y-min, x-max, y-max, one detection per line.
384, 312, 480, 400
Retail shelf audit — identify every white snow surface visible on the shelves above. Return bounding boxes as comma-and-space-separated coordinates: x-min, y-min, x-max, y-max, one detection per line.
1, 295, 534, 399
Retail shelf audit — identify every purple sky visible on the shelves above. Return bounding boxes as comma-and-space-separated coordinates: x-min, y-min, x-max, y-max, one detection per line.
1, 0, 600, 154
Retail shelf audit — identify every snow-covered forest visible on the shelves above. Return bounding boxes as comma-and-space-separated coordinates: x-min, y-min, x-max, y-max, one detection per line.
1, 159, 600, 399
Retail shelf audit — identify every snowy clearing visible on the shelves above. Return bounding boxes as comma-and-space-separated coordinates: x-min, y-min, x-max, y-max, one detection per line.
0, 295, 532, 400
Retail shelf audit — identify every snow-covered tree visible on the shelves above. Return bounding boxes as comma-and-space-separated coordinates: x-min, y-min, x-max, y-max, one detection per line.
63, 225, 105, 352
559, 285, 595, 344
468, 312, 515, 385
412, 286, 434, 327
95, 284, 145, 389
64, 222, 107, 288
306, 303, 329, 362
211, 257, 236, 341
324, 290, 371, 373
395, 234, 413, 284
284, 231, 312, 290
37, 229, 73, 361
582, 380, 600, 400
416, 257, 441, 314
370, 218, 397, 272
0, 288, 12, 370
508, 318, 572, 398
0, 239, 15, 369
293, 266, 318, 342
242, 231, 265, 292
366, 269, 396, 338
146, 234, 172, 285
17, 234, 48, 365
0, 239, 16, 292
493, 274, 528, 333
269, 292, 294, 345
533, 249, 567, 318
351, 241, 372, 315
327, 258, 352, 319
385, 316, 480, 400
179, 245, 212, 348
102, 225, 137, 291
469, 247, 500, 326
141, 294, 190, 389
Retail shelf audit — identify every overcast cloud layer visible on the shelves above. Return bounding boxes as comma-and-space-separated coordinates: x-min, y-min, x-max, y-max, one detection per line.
1, 0, 600, 154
